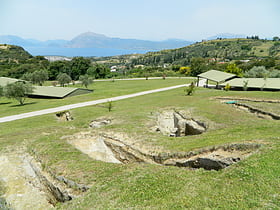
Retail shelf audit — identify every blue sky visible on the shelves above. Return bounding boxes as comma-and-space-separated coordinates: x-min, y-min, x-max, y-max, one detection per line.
1, 0, 279, 41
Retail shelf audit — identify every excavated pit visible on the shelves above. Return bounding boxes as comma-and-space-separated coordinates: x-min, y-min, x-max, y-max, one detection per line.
67, 132, 261, 171
154, 110, 207, 137
217, 97, 280, 120
0, 152, 88, 209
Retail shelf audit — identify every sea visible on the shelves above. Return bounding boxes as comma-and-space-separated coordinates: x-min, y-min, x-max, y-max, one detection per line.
24, 47, 150, 57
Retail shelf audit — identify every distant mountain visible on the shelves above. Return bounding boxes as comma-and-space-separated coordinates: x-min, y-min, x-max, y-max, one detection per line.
207, 33, 246, 40
0, 35, 68, 48
66, 32, 193, 50
0, 32, 193, 51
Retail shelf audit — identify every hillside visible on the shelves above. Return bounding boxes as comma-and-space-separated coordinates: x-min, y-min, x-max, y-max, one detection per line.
0, 44, 48, 78
129, 38, 280, 66
0, 44, 32, 61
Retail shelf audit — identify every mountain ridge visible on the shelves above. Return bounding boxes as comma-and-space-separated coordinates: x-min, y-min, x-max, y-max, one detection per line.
0, 32, 193, 51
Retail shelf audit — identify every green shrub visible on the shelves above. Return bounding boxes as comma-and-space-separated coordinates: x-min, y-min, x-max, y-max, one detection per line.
185, 82, 195, 96
224, 83, 231, 91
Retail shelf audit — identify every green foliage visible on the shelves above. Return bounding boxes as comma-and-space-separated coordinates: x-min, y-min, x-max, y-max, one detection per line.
79, 74, 93, 88
190, 57, 208, 76
243, 80, 249, 91
269, 69, 280, 78
56, 73, 72, 87
0, 85, 3, 98
24, 70, 49, 86
225, 63, 243, 77
185, 82, 195, 95
48, 60, 69, 80
224, 83, 231, 91
87, 63, 110, 79
107, 100, 113, 112
4, 82, 34, 105
69, 57, 91, 80
179, 66, 191, 75
244, 66, 269, 78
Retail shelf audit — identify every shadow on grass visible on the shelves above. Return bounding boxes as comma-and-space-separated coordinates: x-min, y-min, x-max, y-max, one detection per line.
0, 102, 12, 105
10, 102, 37, 107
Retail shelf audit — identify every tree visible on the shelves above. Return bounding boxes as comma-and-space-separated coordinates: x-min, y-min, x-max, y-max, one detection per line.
57, 73, 72, 87
48, 60, 70, 80
21, 72, 33, 82
87, 63, 110, 79
273, 36, 280, 41
31, 70, 49, 86
70, 57, 91, 80
225, 63, 243, 77
4, 82, 34, 105
79, 74, 93, 88
190, 57, 208, 76
244, 66, 269, 78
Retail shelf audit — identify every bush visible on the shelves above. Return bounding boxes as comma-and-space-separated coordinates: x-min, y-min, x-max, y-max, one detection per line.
224, 83, 231, 91
185, 82, 195, 96
244, 66, 269, 78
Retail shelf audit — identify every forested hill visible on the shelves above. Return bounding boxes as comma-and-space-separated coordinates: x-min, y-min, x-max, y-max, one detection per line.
0, 44, 49, 78
0, 44, 32, 61
129, 38, 280, 66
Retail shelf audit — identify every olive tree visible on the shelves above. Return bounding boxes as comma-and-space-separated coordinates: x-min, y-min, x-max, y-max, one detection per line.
57, 73, 72, 87
4, 82, 34, 105
31, 70, 49, 86
79, 74, 93, 88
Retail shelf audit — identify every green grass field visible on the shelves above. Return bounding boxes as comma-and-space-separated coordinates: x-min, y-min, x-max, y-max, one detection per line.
0, 80, 279, 209
0, 78, 191, 117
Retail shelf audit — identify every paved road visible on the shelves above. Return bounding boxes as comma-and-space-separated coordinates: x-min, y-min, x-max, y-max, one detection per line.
0, 84, 187, 123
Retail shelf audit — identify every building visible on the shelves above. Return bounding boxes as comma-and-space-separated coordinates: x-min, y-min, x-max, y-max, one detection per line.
0, 77, 92, 98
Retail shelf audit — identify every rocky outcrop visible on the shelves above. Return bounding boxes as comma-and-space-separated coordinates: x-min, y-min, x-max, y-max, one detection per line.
56, 111, 73, 121
155, 110, 207, 137
89, 118, 112, 128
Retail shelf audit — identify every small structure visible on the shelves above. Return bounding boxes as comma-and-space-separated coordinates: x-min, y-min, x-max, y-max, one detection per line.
30, 86, 93, 98
197, 70, 237, 88
220, 78, 280, 91
0, 77, 24, 86
0, 77, 93, 98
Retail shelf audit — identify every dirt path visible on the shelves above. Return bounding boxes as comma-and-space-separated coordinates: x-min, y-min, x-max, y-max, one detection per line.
0, 84, 187, 123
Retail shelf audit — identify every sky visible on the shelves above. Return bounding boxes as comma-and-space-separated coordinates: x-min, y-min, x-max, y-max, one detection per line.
0, 0, 279, 41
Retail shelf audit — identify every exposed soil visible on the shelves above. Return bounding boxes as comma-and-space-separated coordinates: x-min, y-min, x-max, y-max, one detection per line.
66, 131, 261, 171
153, 110, 207, 137
55, 111, 73, 121
217, 97, 280, 120
0, 150, 88, 209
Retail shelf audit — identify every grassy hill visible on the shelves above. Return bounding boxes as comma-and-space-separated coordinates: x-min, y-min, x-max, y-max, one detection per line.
0, 44, 48, 78
128, 38, 280, 66
0, 80, 279, 209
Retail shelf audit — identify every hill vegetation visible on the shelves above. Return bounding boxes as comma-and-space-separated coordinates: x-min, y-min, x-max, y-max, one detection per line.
1, 37, 280, 81
89, 38, 280, 78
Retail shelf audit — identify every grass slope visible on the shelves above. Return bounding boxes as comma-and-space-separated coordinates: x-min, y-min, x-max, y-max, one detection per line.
0, 78, 191, 117
0, 81, 279, 209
